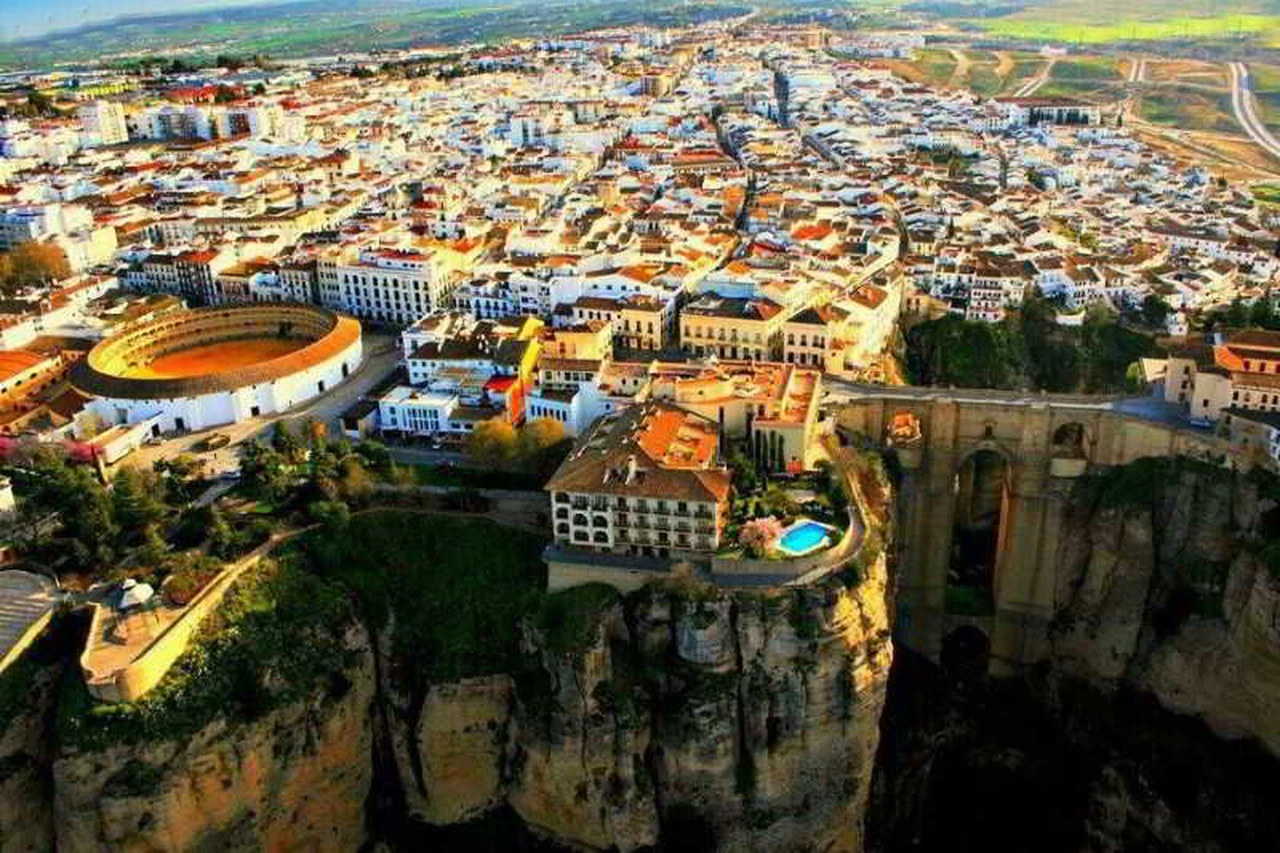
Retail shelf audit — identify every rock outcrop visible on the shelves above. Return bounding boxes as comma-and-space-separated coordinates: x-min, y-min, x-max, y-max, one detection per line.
506, 562, 893, 852
869, 458, 1280, 853
0, 661, 59, 853
1051, 460, 1280, 753
51, 624, 376, 852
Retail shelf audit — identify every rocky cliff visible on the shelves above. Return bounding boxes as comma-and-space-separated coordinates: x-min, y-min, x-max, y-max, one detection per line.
0, 550, 893, 852
51, 621, 376, 852
869, 457, 1280, 853
505, 568, 893, 852
1051, 459, 1280, 753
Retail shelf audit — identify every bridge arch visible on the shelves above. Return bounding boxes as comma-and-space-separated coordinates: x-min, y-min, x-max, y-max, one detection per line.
1051, 422, 1087, 456
948, 448, 1013, 619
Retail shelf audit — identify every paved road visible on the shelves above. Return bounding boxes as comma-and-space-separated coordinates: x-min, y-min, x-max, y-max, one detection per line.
1127, 57, 1146, 85
1229, 62, 1280, 161
1013, 58, 1056, 98
114, 332, 399, 478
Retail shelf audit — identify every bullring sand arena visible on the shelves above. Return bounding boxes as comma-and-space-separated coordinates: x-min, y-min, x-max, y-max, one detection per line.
122, 338, 307, 379
72, 303, 363, 433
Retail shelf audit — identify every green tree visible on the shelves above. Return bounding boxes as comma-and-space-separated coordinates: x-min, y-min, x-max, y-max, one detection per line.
1224, 299, 1250, 329
1141, 293, 1171, 328
0, 241, 71, 293
28, 456, 119, 571
337, 457, 374, 505
308, 500, 350, 532
207, 506, 240, 560
271, 421, 305, 464
516, 417, 568, 475
355, 440, 392, 471
111, 466, 166, 543
1249, 297, 1278, 330
240, 440, 291, 502
466, 420, 518, 469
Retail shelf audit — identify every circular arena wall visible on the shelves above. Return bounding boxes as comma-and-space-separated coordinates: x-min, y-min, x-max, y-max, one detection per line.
72, 303, 363, 433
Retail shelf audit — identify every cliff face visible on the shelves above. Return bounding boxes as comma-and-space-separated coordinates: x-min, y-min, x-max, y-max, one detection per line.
1051, 461, 1280, 753
0, 550, 890, 853
374, 552, 894, 852
0, 662, 59, 853
51, 623, 376, 853
869, 459, 1280, 853
506, 563, 893, 852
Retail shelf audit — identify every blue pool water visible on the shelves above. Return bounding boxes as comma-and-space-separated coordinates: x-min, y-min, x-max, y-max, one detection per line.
778, 520, 831, 555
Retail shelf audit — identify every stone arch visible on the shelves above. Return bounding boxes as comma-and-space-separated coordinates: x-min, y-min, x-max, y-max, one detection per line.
1051, 421, 1087, 457
947, 448, 1012, 618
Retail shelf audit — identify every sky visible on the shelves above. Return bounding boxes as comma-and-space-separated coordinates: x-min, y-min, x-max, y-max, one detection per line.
0, 0, 273, 42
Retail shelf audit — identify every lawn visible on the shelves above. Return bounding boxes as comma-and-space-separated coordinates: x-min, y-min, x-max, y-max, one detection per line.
401, 462, 545, 491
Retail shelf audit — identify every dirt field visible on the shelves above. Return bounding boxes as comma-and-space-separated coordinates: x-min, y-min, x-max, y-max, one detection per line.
1145, 59, 1229, 89
127, 338, 306, 379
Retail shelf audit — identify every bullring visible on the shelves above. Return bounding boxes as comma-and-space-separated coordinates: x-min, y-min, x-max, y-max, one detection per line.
72, 303, 363, 433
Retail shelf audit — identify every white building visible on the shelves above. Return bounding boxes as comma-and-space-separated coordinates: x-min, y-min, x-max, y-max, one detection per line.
77, 101, 128, 147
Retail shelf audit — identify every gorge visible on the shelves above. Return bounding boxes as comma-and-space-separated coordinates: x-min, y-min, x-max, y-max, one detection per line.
0, 446, 1278, 852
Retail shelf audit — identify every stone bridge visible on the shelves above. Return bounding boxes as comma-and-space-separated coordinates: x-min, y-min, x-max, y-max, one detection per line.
822, 379, 1232, 674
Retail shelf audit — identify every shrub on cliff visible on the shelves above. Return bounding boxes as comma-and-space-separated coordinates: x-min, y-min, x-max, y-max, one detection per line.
58, 557, 356, 750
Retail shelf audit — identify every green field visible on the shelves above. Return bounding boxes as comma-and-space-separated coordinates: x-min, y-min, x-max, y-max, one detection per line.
1051, 57, 1124, 81
967, 66, 1006, 97
913, 47, 960, 87
1035, 79, 1126, 100
1252, 183, 1280, 205
972, 10, 1280, 47
1139, 87, 1239, 134
0, 0, 754, 69
1247, 64, 1280, 135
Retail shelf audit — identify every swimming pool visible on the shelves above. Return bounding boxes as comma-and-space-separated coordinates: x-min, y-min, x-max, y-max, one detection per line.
776, 519, 836, 558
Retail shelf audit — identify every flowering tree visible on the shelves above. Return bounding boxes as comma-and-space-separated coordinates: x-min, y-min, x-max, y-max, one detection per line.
739, 516, 784, 557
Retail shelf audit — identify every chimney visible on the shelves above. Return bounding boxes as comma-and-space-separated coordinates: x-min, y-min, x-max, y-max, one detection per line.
626, 454, 638, 484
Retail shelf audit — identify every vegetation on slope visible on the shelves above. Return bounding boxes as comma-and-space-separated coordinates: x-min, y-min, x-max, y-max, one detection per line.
293, 511, 547, 686
905, 298, 1161, 393
57, 509, 548, 748
0, 0, 754, 70
58, 555, 357, 750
